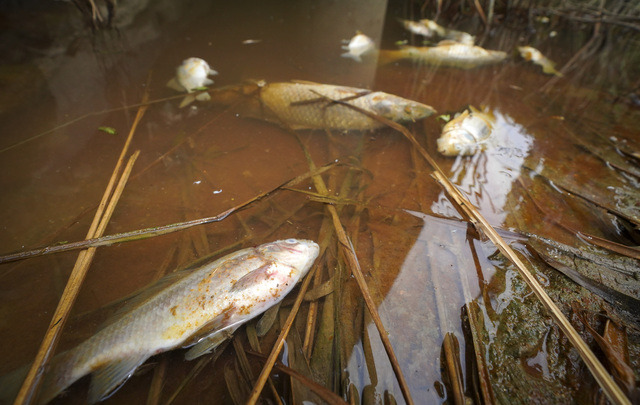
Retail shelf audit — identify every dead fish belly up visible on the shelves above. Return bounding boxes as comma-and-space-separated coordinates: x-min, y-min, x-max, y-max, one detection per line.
437, 107, 495, 156
37, 239, 319, 404
258, 82, 436, 130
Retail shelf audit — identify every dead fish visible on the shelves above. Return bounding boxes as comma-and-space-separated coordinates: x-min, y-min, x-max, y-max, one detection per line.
437, 106, 495, 156
256, 81, 435, 130
379, 41, 507, 69
36, 239, 319, 404
166, 57, 218, 108
341, 31, 375, 62
518, 46, 563, 77
399, 18, 475, 45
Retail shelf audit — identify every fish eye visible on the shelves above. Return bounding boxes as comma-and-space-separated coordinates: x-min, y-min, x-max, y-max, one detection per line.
284, 238, 297, 244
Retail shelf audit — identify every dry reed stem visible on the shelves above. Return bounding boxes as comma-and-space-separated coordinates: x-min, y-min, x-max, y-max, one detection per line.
442, 333, 465, 405
245, 259, 318, 404
246, 350, 348, 405
0, 162, 339, 264
433, 172, 631, 405
293, 133, 414, 405
321, 96, 631, 405
14, 148, 141, 405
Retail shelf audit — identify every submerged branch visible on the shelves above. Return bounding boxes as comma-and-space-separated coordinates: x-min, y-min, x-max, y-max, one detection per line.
0, 162, 339, 265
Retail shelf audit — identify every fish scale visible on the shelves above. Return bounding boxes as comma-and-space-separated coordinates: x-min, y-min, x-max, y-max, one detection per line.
34, 239, 319, 404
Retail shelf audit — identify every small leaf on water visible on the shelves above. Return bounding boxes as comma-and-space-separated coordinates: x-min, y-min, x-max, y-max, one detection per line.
395, 40, 408, 46
437, 114, 451, 122
98, 126, 117, 135
194, 86, 209, 91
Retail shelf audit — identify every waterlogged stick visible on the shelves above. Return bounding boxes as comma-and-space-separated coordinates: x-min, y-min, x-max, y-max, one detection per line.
13, 79, 151, 405
0, 162, 340, 264
14, 150, 141, 405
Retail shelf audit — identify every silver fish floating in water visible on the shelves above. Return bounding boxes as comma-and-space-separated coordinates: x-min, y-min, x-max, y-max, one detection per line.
167, 57, 219, 108
518, 46, 563, 77
36, 239, 319, 404
208, 80, 435, 131
341, 31, 376, 62
379, 41, 507, 69
398, 18, 475, 45
437, 106, 495, 156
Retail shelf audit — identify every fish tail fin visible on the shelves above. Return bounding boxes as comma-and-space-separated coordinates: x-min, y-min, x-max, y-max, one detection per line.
543, 64, 563, 77
87, 354, 150, 404
179, 94, 197, 108
377, 50, 404, 66
207, 82, 262, 107
36, 350, 79, 405
166, 77, 185, 92
0, 363, 30, 405
341, 52, 362, 63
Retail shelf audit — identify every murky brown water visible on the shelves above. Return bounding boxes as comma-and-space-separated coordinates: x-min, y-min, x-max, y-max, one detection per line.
1, 0, 639, 404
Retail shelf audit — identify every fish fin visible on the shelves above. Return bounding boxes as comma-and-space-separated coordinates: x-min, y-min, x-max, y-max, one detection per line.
195, 92, 211, 101
377, 50, 405, 66
179, 94, 197, 108
255, 302, 281, 336
180, 304, 236, 349
341, 52, 362, 63
542, 64, 563, 77
231, 264, 278, 292
87, 354, 150, 404
203, 78, 214, 86
166, 77, 185, 92
184, 325, 239, 361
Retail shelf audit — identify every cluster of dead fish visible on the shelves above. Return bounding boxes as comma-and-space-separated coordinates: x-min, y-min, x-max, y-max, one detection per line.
165, 18, 562, 159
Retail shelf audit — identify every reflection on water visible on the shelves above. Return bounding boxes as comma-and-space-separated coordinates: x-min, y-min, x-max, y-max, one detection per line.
431, 110, 534, 225
0, 0, 639, 404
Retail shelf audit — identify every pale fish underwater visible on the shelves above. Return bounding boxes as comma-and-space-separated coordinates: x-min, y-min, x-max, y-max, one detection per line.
398, 18, 475, 45
21, 239, 320, 404
206, 80, 436, 131
437, 106, 495, 156
379, 41, 507, 69
518, 46, 563, 77
341, 31, 376, 62
166, 57, 219, 108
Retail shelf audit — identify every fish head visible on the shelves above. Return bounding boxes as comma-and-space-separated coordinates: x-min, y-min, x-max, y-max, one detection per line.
371, 96, 435, 122
256, 239, 320, 277
437, 130, 479, 156
176, 57, 218, 92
